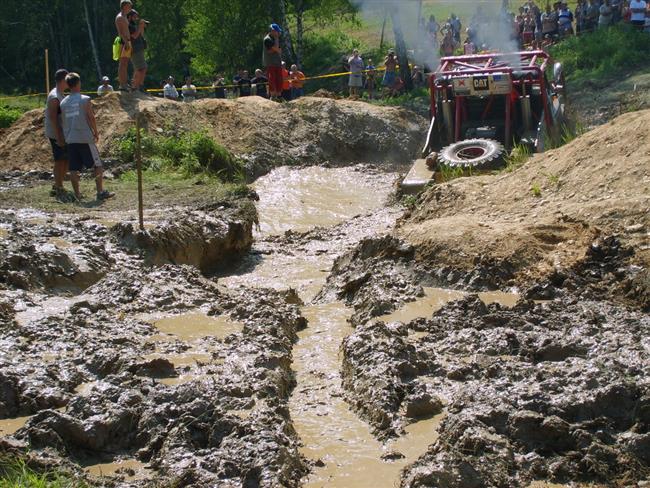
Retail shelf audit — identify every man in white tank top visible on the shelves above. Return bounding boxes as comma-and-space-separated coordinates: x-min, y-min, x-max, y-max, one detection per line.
60, 73, 114, 202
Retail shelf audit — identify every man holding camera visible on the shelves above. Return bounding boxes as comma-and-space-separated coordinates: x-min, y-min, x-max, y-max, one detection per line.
115, 0, 133, 91
128, 9, 148, 92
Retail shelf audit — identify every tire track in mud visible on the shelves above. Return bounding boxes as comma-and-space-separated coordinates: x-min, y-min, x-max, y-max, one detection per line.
219, 165, 449, 486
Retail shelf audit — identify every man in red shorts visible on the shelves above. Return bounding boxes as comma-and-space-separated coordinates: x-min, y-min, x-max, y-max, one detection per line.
263, 24, 283, 101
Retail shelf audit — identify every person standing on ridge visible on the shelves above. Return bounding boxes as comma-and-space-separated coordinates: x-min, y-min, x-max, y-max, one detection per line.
348, 49, 364, 98
97, 76, 114, 96
128, 9, 148, 92
115, 0, 133, 91
60, 72, 114, 202
45, 68, 71, 200
263, 24, 283, 101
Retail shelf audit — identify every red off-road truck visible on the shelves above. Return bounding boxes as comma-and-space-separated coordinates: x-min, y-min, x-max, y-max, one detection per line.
403, 50, 567, 192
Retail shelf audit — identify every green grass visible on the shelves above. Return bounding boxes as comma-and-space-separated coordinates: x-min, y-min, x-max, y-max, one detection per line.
531, 182, 542, 197
0, 457, 87, 488
113, 129, 245, 182
0, 107, 24, 129
503, 143, 532, 173
550, 25, 650, 89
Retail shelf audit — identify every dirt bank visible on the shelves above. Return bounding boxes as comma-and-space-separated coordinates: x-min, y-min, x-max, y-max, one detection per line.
0, 93, 427, 175
398, 109, 650, 303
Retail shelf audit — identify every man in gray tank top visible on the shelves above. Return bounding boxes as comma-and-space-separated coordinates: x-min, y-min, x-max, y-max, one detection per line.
60, 73, 114, 202
44, 69, 71, 198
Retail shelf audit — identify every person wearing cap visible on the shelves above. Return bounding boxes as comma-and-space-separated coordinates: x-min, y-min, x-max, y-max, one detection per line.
164, 76, 178, 100
97, 77, 114, 96
289, 64, 306, 99
263, 23, 283, 101
115, 0, 133, 91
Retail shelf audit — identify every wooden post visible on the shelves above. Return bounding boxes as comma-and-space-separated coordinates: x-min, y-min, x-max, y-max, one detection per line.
45, 49, 50, 94
135, 113, 144, 231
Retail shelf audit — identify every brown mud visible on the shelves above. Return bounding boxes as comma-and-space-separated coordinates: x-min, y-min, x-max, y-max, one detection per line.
0, 98, 648, 488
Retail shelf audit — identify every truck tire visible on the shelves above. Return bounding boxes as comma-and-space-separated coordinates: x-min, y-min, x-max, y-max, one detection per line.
437, 139, 505, 169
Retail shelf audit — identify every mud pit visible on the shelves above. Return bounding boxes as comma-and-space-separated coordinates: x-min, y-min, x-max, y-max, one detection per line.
0, 106, 649, 487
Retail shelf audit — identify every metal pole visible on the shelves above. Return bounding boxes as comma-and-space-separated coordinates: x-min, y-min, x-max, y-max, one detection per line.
135, 113, 144, 231
45, 49, 50, 94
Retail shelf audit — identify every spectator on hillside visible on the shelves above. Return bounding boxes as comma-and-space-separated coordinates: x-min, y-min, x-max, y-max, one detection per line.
599, 0, 614, 27
163, 76, 178, 100
45, 68, 70, 200
212, 74, 226, 98
449, 13, 462, 42
584, 0, 600, 32
541, 4, 559, 38
629, 0, 647, 29
182, 76, 197, 102
441, 29, 457, 56
251, 69, 269, 98
382, 50, 398, 92
115, 0, 133, 91
263, 24, 283, 101
411, 65, 425, 89
128, 9, 148, 92
289, 64, 305, 99
238, 70, 252, 97
611, 0, 623, 22
97, 76, 114, 96
60, 72, 114, 202
558, 1, 575, 36
365, 59, 376, 99
463, 33, 477, 54
233, 69, 243, 97
348, 49, 364, 97
281, 61, 292, 101
645, 6, 650, 31
427, 15, 440, 47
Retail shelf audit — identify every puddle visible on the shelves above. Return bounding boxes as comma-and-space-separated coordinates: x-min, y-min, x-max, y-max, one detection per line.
151, 312, 243, 342
158, 374, 207, 386
0, 415, 31, 436
291, 303, 445, 488
0, 228, 8, 239
15, 296, 77, 326
84, 458, 150, 481
379, 287, 520, 324
253, 166, 395, 236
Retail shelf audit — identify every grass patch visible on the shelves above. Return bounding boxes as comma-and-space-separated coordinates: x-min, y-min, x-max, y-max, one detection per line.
113, 129, 245, 182
550, 25, 650, 89
368, 87, 430, 115
0, 171, 252, 216
503, 144, 532, 173
0, 107, 24, 129
531, 182, 542, 197
0, 456, 86, 488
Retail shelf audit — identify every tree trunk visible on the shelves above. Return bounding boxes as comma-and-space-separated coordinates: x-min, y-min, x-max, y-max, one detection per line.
390, 7, 413, 91
379, 10, 387, 51
83, 0, 102, 80
278, 0, 295, 64
295, 0, 304, 68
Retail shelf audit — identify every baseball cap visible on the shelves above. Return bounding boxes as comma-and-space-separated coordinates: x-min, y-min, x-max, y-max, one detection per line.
270, 23, 283, 34
102, 76, 110, 82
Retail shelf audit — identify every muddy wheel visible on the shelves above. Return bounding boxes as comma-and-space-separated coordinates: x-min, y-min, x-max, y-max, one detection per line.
437, 139, 505, 169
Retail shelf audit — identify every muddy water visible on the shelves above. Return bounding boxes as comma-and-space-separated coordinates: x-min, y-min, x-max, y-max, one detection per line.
223, 166, 454, 486
151, 312, 243, 341
252, 166, 396, 235
0, 415, 31, 436
379, 287, 519, 324
84, 458, 149, 480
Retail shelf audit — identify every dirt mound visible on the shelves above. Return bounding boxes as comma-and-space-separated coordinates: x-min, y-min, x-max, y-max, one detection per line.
0, 92, 427, 174
399, 109, 650, 294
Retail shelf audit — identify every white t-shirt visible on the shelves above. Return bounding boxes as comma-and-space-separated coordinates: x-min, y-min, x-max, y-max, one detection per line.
182, 84, 197, 102
97, 84, 114, 96
164, 83, 179, 99
630, 0, 647, 21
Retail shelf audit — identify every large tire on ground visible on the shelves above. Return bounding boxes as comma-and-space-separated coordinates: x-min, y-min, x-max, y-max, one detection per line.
437, 139, 505, 170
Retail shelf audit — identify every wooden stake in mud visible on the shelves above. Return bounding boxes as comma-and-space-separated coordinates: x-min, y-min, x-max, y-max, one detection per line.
45, 49, 50, 94
135, 113, 145, 231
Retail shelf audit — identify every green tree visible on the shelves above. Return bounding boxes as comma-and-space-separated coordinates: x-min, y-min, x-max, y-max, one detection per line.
183, 0, 274, 79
